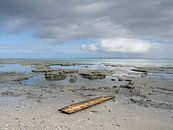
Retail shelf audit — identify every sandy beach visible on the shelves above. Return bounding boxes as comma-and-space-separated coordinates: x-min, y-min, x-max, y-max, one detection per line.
0, 59, 173, 130
1, 0, 173, 129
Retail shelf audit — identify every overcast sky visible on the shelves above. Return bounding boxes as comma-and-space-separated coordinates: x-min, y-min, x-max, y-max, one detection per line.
0, 0, 173, 58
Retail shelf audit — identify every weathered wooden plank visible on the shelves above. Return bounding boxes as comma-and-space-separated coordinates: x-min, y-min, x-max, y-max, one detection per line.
59, 96, 114, 114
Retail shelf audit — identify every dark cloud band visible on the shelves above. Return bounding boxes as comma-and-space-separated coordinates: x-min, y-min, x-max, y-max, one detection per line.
0, 0, 173, 41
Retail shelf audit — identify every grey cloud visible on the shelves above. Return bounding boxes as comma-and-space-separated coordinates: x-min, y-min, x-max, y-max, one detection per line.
0, 0, 173, 41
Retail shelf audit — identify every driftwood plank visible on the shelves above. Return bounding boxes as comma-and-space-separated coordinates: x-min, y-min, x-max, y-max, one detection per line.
59, 96, 114, 114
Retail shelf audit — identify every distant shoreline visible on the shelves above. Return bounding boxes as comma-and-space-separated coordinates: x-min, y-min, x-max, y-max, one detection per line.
1, 58, 173, 66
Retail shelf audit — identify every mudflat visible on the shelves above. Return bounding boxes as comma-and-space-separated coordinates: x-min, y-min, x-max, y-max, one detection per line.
0, 59, 173, 130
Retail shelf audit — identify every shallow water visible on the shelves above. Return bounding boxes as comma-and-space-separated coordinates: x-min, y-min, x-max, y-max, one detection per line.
162, 73, 173, 80
22, 74, 51, 86
44, 58, 173, 66
0, 64, 32, 73
24, 64, 112, 86
81, 64, 116, 70
50, 64, 115, 70
50, 65, 81, 70
20, 64, 136, 87
1, 58, 173, 66
23, 73, 123, 88
147, 73, 173, 80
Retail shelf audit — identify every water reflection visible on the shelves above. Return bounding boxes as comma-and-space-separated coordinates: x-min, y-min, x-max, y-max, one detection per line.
0, 64, 32, 73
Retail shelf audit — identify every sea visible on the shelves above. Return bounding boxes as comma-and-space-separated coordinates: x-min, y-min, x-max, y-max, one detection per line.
1, 58, 173, 66
27, 58, 173, 66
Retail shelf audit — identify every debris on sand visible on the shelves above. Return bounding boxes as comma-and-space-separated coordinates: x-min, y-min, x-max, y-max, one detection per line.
59, 96, 114, 114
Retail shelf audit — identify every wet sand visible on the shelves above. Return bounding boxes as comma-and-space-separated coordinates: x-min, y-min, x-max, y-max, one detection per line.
0, 59, 173, 130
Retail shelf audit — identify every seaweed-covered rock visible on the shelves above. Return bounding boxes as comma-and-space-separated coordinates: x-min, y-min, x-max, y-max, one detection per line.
43, 69, 78, 81
45, 72, 66, 81
79, 70, 106, 80
61, 69, 78, 74
32, 68, 78, 74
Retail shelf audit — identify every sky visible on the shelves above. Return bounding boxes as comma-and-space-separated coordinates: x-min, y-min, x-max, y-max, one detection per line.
0, 0, 173, 58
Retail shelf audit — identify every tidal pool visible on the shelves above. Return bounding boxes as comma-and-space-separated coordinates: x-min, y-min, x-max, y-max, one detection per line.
0, 64, 33, 73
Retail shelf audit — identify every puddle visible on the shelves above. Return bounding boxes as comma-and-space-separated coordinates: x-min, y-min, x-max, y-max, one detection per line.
22, 74, 51, 86
23, 73, 69, 86
50, 65, 81, 70
23, 64, 131, 87
0, 64, 33, 73
23, 73, 121, 88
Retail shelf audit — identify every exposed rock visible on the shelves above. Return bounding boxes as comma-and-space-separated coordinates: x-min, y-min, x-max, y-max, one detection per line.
128, 81, 134, 85
130, 96, 173, 110
118, 78, 123, 81
45, 72, 66, 81
1, 90, 30, 97
131, 69, 147, 77
61, 69, 78, 74
0, 72, 17, 76
34, 69, 78, 81
0, 72, 32, 83
131, 69, 147, 73
32, 68, 53, 73
124, 79, 132, 82
1, 91, 19, 97
69, 76, 77, 83
113, 86, 117, 88
53, 63, 78, 66
79, 70, 106, 80
136, 66, 173, 73
120, 84, 133, 89
103, 64, 123, 67
13, 76, 30, 82
156, 87, 173, 92
32, 67, 78, 74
